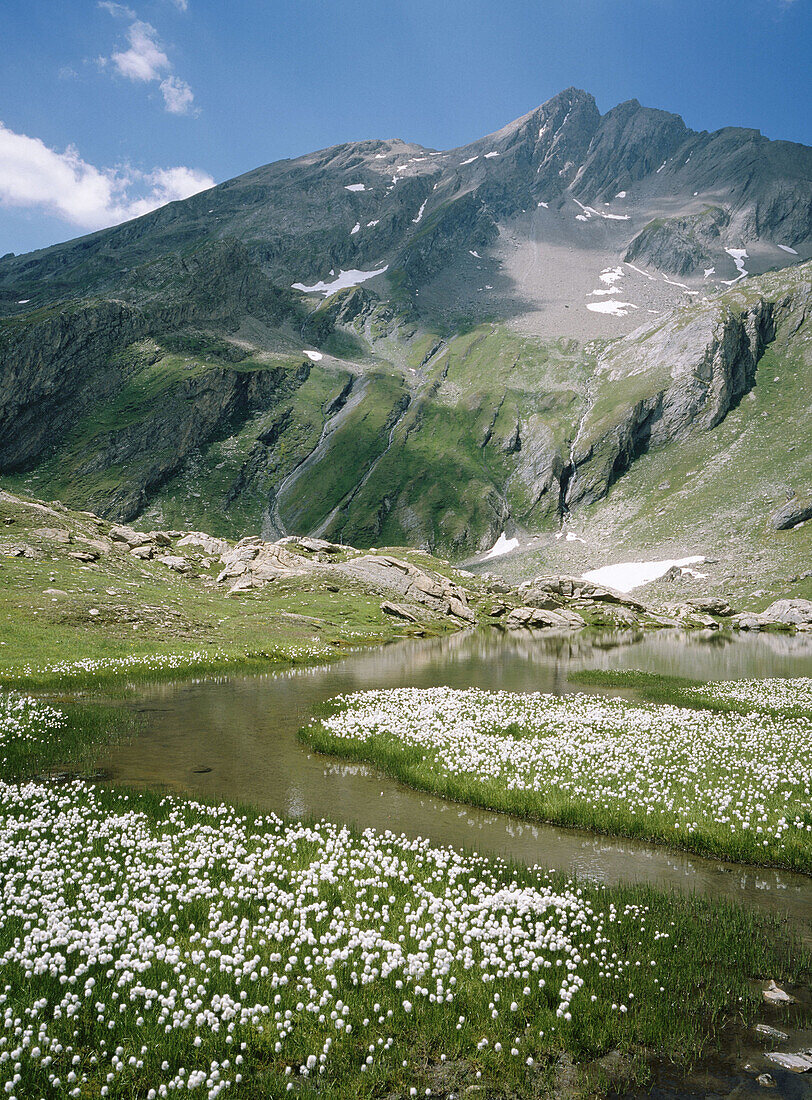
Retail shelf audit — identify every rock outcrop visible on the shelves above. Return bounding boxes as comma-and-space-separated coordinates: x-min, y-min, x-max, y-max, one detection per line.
506, 606, 586, 629
566, 289, 791, 509
336, 555, 476, 622
771, 495, 812, 530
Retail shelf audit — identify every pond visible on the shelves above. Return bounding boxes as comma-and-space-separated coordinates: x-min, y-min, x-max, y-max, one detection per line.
97, 627, 812, 934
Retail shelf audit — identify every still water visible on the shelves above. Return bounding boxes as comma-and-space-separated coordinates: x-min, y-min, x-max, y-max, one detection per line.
97, 628, 812, 934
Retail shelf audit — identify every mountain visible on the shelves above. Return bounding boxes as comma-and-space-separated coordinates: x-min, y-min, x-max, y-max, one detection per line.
0, 88, 810, 597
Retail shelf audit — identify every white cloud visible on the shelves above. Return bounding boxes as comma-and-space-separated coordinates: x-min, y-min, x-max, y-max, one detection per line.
160, 75, 195, 114
168, 0, 189, 10
110, 20, 170, 82
100, 13, 196, 113
98, 1, 136, 17
0, 122, 214, 231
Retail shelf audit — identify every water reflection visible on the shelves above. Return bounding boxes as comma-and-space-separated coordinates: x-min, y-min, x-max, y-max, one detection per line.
98, 628, 812, 934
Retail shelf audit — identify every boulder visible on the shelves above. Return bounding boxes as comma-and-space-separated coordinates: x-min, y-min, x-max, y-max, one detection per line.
761, 598, 812, 625
109, 525, 150, 547
33, 527, 71, 543
155, 554, 191, 574
279, 535, 344, 554
770, 496, 812, 531
77, 536, 113, 555
69, 550, 98, 562
177, 532, 230, 556
506, 606, 585, 629
217, 540, 310, 585
2, 543, 40, 558
764, 1051, 812, 1073
337, 554, 476, 622
686, 597, 733, 615
519, 575, 646, 611
129, 545, 153, 560
381, 601, 419, 622
730, 613, 764, 631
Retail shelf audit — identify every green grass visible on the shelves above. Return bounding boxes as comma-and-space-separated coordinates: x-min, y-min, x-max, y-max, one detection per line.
0, 695, 136, 778
568, 669, 812, 719
0, 489, 454, 693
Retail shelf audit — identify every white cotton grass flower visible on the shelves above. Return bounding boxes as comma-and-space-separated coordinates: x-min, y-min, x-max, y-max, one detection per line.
0, 778, 666, 1097
307, 684, 812, 863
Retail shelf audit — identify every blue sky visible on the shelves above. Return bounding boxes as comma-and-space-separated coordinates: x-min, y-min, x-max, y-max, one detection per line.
1, 0, 810, 255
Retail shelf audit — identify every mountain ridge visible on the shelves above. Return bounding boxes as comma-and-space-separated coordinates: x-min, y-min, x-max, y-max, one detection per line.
0, 88, 809, 596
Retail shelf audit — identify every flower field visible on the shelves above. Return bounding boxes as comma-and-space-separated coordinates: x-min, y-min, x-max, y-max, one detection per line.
685, 676, 812, 716
304, 685, 812, 869
0, 780, 805, 1100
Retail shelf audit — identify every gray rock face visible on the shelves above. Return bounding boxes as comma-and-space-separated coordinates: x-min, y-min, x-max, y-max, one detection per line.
336, 554, 476, 622
177, 532, 231, 557
506, 606, 586, 629
761, 598, 812, 625
624, 206, 729, 277
567, 291, 788, 509
770, 496, 812, 530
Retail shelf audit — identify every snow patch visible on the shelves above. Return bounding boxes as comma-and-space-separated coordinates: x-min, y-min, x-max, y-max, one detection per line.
625, 262, 655, 281
367, 219, 379, 227
662, 273, 689, 290
615, 191, 627, 198
460, 156, 478, 165
484, 151, 500, 158
721, 248, 748, 285
703, 267, 715, 279
483, 532, 519, 559
582, 556, 705, 593
599, 266, 625, 285
292, 266, 389, 295
537, 201, 548, 208
302, 350, 323, 362
350, 223, 360, 235
469, 250, 481, 258
778, 244, 798, 255
345, 183, 366, 192
574, 198, 629, 222
412, 199, 427, 224
565, 532, 586, 543
16, 299, 30, 304
586, 301, 638, 316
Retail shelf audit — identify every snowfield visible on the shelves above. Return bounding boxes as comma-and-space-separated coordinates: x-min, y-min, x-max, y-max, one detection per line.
292, 266, 389, 295
582, 556, 706, 592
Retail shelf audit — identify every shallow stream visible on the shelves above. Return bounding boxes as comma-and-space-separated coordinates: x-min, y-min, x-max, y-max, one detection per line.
96, 628, 812, 935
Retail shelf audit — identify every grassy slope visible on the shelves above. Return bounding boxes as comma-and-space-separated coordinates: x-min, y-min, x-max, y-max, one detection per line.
0, 489, 468, 689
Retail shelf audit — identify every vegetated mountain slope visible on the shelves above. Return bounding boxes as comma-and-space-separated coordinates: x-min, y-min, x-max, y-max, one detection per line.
0, 89, 809, 577
478, 263, 812, 605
